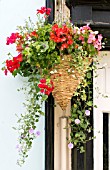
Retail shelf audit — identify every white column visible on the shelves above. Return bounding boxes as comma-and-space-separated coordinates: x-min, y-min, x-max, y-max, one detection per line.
60, 117, 68, 170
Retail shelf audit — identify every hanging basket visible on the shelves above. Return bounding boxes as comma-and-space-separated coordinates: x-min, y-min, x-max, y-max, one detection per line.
50, 55, 92, 110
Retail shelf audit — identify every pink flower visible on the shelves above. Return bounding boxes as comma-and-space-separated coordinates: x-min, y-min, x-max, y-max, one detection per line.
6, 32, 21, 45
16, 144, 22, 152
85, 110, 90, 116
75, 119, 80, 124
29, 128, 34, 134
73, 28, 77, 34
68, 142, 74, 149
93, 40, 102, 51
87, 33, 96, 44
98, 34, 103, 42
36, 131, 41, 136
80, 25, 91, 31
79, 35, 84, 41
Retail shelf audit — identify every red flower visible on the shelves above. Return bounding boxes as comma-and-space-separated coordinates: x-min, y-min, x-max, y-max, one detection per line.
38, 83, 46, 88
6, 33, 22, 45
39, 7, 46, 14
38, 79, 54, 96
67, 39, 73, 45
17, 53, 23, 62
40, 79, 46, 84
61, 43, 69, 50
52, 24, 58, 31
45, 90, 50, 95
29, 31, 38, 38
46, 8, 51, 15
50, 24, 73, 50
37, 7, 51, 15
5, 53, 23, 74
40, 89, 45, 93
16, 44, 23, 52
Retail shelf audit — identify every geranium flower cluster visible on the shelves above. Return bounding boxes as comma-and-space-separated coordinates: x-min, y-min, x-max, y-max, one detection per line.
74, 25, 103, 51
6, 32, 22, 45
37, 6, 51, 15
5, 53, 22, 74
38, 79, 54, 95
50, 24, 73, 50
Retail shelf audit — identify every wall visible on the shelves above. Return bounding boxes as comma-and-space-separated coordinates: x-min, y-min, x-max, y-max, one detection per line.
0, 0, 45, 170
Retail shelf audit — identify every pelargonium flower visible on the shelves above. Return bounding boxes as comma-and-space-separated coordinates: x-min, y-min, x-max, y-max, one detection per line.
29, 31, 38, 38
38, 79, 54, 96
37, 7, 51, 15
98, 34, 103, 42
6, 32, 22, 45
5, 53, 23, 74
80, 25, 91, 31
16, 44, 23, 52
40, 79, 46, 84
87, 33, 96, 44
45, 8, 51, 15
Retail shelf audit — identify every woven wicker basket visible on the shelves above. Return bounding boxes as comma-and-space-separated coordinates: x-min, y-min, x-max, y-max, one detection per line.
50, 55, 92, 110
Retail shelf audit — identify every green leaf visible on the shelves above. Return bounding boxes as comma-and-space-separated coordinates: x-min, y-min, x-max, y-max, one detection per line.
81, 93, 87, 101
87, 72, 92, 79
75, 133, 80, 137
41, 95, 48, 101
36, 86, 40, 93
87, 101, 93, 106
94, 104, 97, 108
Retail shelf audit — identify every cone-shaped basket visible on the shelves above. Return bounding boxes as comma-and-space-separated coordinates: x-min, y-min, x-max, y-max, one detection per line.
50, 55, 92, 110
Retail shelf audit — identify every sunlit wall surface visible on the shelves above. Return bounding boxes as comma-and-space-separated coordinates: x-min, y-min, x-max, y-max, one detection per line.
0, 0, 45, 170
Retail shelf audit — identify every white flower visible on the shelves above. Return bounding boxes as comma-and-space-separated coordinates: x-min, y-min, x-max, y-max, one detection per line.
68, 69, 71, 72
85, 110, 90, 116
54, 69, 57, 73
94, 31, 99, 35
50, 71, 54, 74
75, 119, 80, 124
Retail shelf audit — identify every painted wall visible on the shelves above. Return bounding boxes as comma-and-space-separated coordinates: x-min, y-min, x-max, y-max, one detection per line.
0, 0, 45, 170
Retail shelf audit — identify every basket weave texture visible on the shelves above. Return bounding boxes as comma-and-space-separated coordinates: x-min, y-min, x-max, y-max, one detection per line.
50, 55, 92, 110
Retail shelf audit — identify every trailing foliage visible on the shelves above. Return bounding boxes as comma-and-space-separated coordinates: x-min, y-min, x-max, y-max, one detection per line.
70, 70, 94, 152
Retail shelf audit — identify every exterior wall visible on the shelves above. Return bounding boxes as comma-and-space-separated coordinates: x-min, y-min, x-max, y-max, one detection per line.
93, 51, 110, 170
0, 1, 45, 170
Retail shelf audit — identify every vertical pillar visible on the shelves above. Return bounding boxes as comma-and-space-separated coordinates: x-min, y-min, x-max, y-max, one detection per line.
54, 102, 71, 170
60, 117, 68, 170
